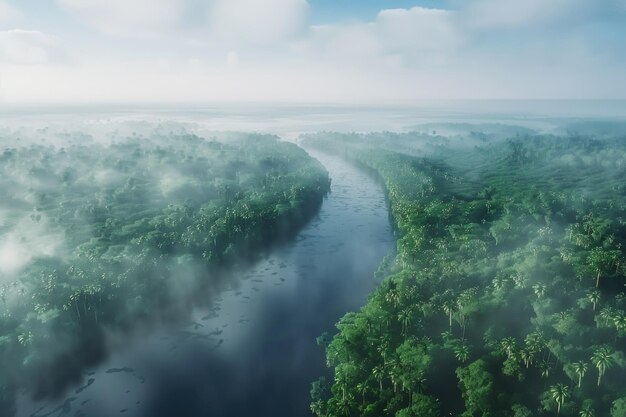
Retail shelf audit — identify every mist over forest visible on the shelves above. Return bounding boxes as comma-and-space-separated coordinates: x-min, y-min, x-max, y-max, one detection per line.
302, 120, 626, 417
0, 120, 330, 415
2, 0, 626, 414
0, 112, 625, 417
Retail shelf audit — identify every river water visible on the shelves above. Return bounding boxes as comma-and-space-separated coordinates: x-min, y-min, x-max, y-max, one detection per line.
14, 149, 395, 417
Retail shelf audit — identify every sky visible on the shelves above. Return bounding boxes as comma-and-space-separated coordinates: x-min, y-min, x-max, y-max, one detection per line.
0, 0, 625, 103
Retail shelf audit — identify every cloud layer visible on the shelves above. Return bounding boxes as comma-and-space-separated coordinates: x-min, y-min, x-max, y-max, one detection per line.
56, 0, 309, 44
0, 0, 625, 101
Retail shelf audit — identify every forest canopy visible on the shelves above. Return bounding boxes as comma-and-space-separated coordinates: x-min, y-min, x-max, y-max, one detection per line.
0, 128, 330, 413
304, 128, 626, 417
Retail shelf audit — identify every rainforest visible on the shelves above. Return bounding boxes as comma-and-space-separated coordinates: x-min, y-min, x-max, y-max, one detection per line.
0, 127, 331, 415
3, 0, 626, 415
304, 127, 626, 417
1, 111, 625, 417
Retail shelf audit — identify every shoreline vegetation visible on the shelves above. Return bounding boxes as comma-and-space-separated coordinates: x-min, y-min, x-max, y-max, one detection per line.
304, 129, 626, 417
0, 132, 330, 414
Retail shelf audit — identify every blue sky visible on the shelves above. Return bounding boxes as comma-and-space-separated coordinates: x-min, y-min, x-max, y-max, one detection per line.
0, 0, 625, 103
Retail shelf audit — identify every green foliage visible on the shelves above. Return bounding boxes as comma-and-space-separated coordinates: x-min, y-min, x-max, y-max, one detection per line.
307, 132, 626, 417
456, 359, 494, 417
611, 397, 626, 417
0, 133, 330, 405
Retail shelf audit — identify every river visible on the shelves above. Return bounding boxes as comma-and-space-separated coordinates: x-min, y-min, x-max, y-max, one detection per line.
14, 149, 395, 417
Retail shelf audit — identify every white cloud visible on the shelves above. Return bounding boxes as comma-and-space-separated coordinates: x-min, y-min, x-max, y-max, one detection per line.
293, 7, 461, 70
299, 24, 382, 65
207, 0, 309, 45
2, 2, 625, 102
0, 29, 64, 65
463, 0, 599, 30
376, 7, 462, 52
57, 0, 309, 44
57, 0, 186, 38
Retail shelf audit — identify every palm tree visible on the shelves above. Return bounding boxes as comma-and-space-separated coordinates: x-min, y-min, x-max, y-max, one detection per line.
549, 383, 570, 415
453, 344, 470, 363
520, 349, 534, 368
598, 306, 616, 327
388, 361, 400, 393
591, 347, 614, 386
337, 397, 351, 417
586, 290, 601, 312
386, 288, 400, 310
579, 406, 594, 417
525, 331, 545, 355
533, 283, 546, 298
500, 337, 517, 358
613, 314, 626, 334
572, 361, 588, 388
335, 368, 349, 401
377, 338, 390, 363
372, 365, 385, 394
310, 400, 324, 417
356, 382, 368, 405
539, 360, 551, 378
442, 299, 456, 330
414, 374, 427, 394
398, 307, 413, 337
492, 275, 507, 291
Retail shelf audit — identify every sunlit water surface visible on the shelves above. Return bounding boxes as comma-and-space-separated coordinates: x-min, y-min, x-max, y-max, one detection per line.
15, 149, 395, 417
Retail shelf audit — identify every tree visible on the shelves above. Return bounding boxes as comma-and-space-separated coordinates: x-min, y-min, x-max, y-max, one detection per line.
572, 361, 588, 388
442, 299, 456, 330
397, 339, 431, 405
586, 290, 601, 312
512, 404, 532, 417
549, 384, 570, 415
373, 365, 385, 394
591, 347, 614, 386
311, 377, 329, 404
386, 288, 401, 310
453, 344, 471, 363
334, 364, 356, 401
377, 337, 390, 363
599, 306, 617, 328
336, 396, 352, 417
519, 349, 536, 368
587, 247, 620, 287
613, 314, 626, 334
456, 359, 494, 417
611, 397, 626, 417
501, 337, 517, 358
388, 360, 400, 393
398, 307, 413, 337
580, 406, 594, 417
356, 382, 368, 405
409, 393, 440, 417
310, 400, 325, 417
533, 283, 547, 299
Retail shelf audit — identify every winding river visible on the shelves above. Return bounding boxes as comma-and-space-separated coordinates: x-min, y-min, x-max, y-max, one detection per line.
15, 149, 395, 417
